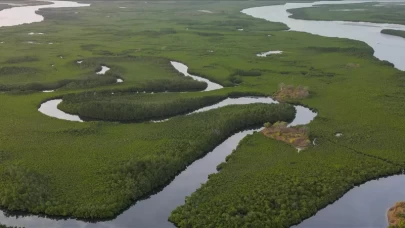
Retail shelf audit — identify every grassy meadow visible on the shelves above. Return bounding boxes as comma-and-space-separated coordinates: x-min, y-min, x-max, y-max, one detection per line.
0, 0, 405, 227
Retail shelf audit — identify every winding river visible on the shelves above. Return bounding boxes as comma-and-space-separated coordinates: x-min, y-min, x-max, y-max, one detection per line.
242, 0, 405, 71
38, 60, 315, 126
20, 59, 317, 228
171, 61, 223, 91
29, 52, 318, 228
2, 0, 405, 227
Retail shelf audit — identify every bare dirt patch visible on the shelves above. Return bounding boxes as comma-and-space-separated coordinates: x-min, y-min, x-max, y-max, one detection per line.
388, 202, 405, 228
345, 63, 361, 68
274, 83, 309, 102
261, 121, 311, 149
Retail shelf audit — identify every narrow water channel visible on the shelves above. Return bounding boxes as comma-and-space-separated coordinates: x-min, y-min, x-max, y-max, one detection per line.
38, 61, 224, 122
170, 61, 223, 91
38, 99, 83, 122
96, 66, 110, 75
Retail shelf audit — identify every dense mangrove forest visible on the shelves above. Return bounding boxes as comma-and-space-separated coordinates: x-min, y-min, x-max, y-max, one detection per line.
1, 0, 405, 227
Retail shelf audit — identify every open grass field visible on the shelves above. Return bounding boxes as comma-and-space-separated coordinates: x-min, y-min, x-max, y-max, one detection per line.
1, 0, 405, 227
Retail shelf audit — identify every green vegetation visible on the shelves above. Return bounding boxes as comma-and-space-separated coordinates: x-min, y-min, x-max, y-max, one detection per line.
0, 66, 40, 76
288, 2, 405, 25
0, 225, 23, 228
0, 55, 205, 92
59, 92, 226, 122
0, 99, 295, 218
170, 134, 400, 227
0, 0, 405, 227
96, 104, 295, 218
1, 164, 50, 213
58, 90, 268, 122
6, 56, 39, 64
390, 223, 405, 228
231, 69, 263, 77
382, 29, 405, 39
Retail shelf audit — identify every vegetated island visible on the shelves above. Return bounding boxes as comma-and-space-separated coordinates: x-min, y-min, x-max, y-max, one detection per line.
388, 202, 405, 228
287, 2, 405, 25
58, 91, 262, 122
381, 29, 405, 39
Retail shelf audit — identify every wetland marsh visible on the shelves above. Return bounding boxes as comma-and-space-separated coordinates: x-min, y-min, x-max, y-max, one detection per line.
1, 0, 405, 227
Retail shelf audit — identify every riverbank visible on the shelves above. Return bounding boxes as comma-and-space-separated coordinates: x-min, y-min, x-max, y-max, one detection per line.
287, 2, 405, 26
382, 29, 405, 39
